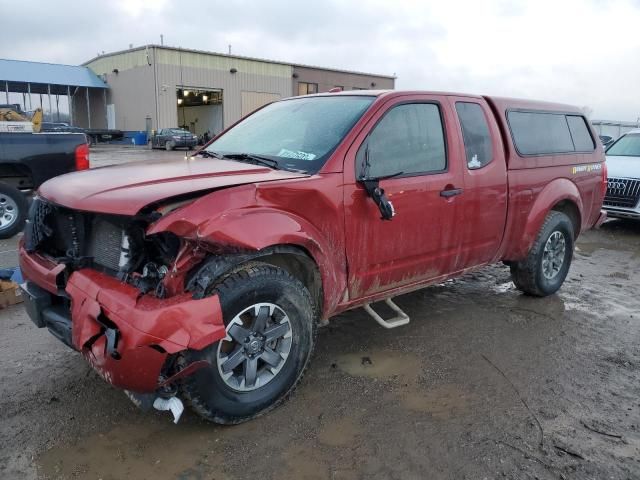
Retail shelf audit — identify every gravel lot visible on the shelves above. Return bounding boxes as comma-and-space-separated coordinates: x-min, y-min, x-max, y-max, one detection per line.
0, 146, 638, 479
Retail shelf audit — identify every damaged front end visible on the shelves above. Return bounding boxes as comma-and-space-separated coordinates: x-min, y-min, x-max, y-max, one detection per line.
20, 197, 227, 421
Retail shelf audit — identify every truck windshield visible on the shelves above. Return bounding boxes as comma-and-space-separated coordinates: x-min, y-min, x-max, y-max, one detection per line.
205, 96, 375, 173
606, 133, 640, 157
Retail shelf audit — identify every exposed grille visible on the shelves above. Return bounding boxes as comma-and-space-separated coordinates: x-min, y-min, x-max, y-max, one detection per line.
26, 198, 127, 273
87, 219, 124, 271
604, 177, 640, 209
25, 198, 52, 252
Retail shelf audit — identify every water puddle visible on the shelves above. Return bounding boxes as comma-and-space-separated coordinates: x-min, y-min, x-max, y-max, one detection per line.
38, 422, 229, 480
334, 351, 422, 379
317, 416, 362, 447
400, 384, 474, 420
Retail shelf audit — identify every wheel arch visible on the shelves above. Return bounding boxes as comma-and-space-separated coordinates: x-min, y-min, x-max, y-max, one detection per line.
254, 245, 323, 319
551, 199, 581, 238
0, 163, 34, 190
506, 178, 583, 260
151, 204, 345, 320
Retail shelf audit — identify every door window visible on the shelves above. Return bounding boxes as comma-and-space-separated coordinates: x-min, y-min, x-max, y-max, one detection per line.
359, 103, 446, 178
455, 102, 493, 169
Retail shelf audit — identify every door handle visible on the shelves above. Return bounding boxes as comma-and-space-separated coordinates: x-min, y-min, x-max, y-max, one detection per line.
440, 187, 463, 198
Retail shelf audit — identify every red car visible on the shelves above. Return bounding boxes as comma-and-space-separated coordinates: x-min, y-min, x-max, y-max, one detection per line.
20, 91, 606, 424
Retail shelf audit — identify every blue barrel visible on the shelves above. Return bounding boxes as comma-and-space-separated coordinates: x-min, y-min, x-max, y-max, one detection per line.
133, 132, 148, 145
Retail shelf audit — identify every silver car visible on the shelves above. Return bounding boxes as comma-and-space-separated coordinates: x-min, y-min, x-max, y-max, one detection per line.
604, 128, 640, 219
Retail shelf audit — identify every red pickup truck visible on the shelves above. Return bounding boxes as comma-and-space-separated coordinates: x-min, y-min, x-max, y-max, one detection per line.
19, 90, 606, 424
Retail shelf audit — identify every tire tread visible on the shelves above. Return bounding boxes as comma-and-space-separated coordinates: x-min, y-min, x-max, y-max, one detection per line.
180, 262, 317, 424
510, 210, 573, 297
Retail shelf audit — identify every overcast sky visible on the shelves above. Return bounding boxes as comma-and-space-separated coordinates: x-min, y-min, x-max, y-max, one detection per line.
1, 0, 639, 121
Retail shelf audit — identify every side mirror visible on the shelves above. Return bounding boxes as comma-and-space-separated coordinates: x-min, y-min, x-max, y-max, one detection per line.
357, 143, 400, 221
360, 178, 396, 220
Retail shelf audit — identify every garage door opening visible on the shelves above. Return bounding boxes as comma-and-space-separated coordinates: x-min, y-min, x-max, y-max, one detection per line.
177, 87, 223, 142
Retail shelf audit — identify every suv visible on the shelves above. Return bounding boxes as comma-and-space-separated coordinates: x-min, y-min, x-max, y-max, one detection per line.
151, 128, 198, 150
603, 128, 640, 219
19, 91, 606, 424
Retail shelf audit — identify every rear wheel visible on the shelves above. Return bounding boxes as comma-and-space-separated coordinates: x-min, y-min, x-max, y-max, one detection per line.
180, 263, 316, 424
0, 183, 28, 239
510, 211, 574, 296
165, 140, 175, 151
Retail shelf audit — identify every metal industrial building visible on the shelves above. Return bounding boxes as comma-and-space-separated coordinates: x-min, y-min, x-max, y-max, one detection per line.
83, 45, 395, 136
591, 119, 640, 139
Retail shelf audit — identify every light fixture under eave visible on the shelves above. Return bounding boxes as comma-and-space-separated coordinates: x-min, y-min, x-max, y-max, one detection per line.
177, 98, 183, 105
202, 95, 209, 103
183, 90, 190, 96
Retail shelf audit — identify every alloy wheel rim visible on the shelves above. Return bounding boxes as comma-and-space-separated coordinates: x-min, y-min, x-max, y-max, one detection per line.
216, 302, 293, 392
542, 231, 566, 280
0, 195, 19, 231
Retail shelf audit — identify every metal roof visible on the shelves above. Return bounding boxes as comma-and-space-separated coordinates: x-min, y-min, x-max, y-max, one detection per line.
84, 45, 397, 80
0, 59, 107, 89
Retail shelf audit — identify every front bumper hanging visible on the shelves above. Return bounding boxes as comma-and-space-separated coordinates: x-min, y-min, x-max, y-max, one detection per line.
20, 245, 226, 393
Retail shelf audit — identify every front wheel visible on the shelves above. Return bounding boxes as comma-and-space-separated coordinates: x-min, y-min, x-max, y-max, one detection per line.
0, 183, 28, 239
165, 140, 175, 151
510, 211, 574, 296
179, 263, 317, 424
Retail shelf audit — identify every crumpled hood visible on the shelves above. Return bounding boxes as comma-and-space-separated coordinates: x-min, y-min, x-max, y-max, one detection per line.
39, 156, 308, 215
605, 155, 640, 180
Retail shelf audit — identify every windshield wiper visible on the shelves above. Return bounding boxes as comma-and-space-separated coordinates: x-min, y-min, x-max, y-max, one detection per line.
221, 153, 280, 170
198, 150, 224, 159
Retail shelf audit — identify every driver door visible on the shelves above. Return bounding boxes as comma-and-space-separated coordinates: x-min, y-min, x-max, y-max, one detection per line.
344, 95, 465, 299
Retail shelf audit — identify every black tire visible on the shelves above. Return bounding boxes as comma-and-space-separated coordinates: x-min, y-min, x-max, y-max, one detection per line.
510, 211, 574, 296
0, 183, 28, 239
165, 140, 174, 151
179, 263, 317, 424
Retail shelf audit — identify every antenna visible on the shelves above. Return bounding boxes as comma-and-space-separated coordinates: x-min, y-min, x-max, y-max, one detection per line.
160, 34, 164, 46
228, 45, 232, 55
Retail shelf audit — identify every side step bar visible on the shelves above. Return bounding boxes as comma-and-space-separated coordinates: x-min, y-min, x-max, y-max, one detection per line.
363, 298, 410, 329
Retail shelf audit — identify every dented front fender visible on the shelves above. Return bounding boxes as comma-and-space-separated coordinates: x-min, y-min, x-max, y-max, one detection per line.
147, 179, 347, 317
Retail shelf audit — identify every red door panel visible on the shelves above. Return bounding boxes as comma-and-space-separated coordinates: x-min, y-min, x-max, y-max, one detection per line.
447, 97, 508, 269
343, 94, 466, 300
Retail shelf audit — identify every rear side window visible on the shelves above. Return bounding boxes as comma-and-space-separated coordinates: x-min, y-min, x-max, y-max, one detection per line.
566, 115, 595, 151
360, 103, 446, 178
507, 111, 595, 156
455, 102, 493, 169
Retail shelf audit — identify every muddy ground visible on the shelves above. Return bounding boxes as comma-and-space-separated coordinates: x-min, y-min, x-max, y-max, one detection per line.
0, 146, 639, 479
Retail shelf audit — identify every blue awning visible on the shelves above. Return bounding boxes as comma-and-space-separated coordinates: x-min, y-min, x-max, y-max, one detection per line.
0, 59, 107, 91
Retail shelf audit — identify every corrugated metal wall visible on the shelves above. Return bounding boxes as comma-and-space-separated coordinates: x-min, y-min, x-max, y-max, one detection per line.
87, 49, 157, 131
88, 49, 152, 76
241, 91, 281, 117
292, 65, 395, 93
592, 120, 640, 139
87, 47, 394, 132
87, 47, 292, 131
154, 49, 292, 129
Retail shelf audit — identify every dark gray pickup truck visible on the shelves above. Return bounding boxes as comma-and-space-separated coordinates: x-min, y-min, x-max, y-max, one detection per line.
0, 132, 88, 238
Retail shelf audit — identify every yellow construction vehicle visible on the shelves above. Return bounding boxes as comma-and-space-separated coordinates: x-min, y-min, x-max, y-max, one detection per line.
0, 106, 43, 132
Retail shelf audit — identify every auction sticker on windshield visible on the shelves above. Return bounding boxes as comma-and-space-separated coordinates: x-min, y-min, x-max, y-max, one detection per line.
277, 149, 317, 161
